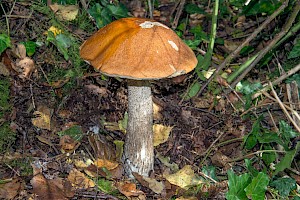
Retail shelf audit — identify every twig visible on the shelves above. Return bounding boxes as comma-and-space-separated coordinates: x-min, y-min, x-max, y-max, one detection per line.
228, 150, 286, 162
269, 81, 300, 133
252, 62, 300, 99
261, 91, 300, 123
172, 0, 186, 29
230, 0, 299, 89
197, 0, 289, 95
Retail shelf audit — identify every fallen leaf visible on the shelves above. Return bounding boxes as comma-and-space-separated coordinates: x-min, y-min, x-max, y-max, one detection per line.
153, 102, 163, 120
59, 135, 79, 152
32, 105, 52, 130
164, 165, 203, 189
49, 3, 79, 21
94, 158, 119, 170
68, 168, 95, 189
30, 163, 74, 200
116, 181, 144, 198
156, 152, 179, 172
142, 176, 165, 194
85, 84, 108, 97
0, 178, 24, 199
47, 26, 62, 36
153, 124, 173, 146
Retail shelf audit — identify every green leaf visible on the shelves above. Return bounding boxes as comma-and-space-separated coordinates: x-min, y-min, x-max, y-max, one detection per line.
245, 172, 269, 200
183, 39, 201, 50
88, 3, 111, 28
288, 39, 300, 59
55, 33, 72, 60
270, 177, 296, 197
96, 178, 115, 193
261, 144, 276, 165
0, 34, 11, 54
274, 149, 296, 175
226, 170, 251, 200
244, 133, 257, 150
57, 125, 83, 141
106, 3, 129, 19
22, 41, 37, 56
185, 82, 201, 99
242, 0, 281, 16
245, 159, 259, 177
202, 166, 218, 181
237, 81, 262, 95
185, 3, 205, 14
256, 131, 282, 144
279, 120, 299, 143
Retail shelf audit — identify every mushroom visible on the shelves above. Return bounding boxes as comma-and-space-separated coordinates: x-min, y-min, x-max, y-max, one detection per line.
80, 17, 197, 177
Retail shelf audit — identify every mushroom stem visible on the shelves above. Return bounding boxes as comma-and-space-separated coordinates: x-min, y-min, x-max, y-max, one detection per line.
123, 79, 154, 177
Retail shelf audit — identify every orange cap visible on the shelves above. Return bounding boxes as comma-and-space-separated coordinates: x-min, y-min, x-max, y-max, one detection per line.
80, 17, 197, 80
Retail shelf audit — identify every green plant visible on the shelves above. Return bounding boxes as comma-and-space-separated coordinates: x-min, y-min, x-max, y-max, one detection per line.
0, 77, 16, 153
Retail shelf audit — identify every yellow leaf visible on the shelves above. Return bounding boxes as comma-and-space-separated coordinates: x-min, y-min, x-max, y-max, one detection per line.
164, 165, 195, 188
31, 106, 52, 130
47, 26, 62, 36
153, 124, 173, 146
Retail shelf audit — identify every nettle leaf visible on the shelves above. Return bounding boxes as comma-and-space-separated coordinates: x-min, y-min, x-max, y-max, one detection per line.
245, 172, 269, 200
0, 33, 11, 54
256, 131, 282, 144
226, 170, 251, 200
288, 39, 300, 59
270, 177, 296, 198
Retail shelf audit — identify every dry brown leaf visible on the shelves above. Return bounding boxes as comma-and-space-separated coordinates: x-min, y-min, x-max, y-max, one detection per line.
0, 178, 24, 199
94, 158, 119, 170
30, 162, 75, 199
153, 102, 163, 120
153, 124, 173, 146
85, 84, 108, 97
116, 181, 144, 198
32, 105, 52, 130
211, 152, 231, 169
59, 135, 79, 152
67, 168, 95, 189
49, 3, 79, 21
16, 43, 26, 59
143, 177, 165, 194
0, 62, 10, 76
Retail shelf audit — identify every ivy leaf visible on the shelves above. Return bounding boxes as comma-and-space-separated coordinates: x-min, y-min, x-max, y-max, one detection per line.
226, 170, 251, 200
270, 177, 296, 197
245, 172, 269, 200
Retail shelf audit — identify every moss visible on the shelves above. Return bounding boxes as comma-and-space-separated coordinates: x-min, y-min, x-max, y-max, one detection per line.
0, 77, 16, 153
